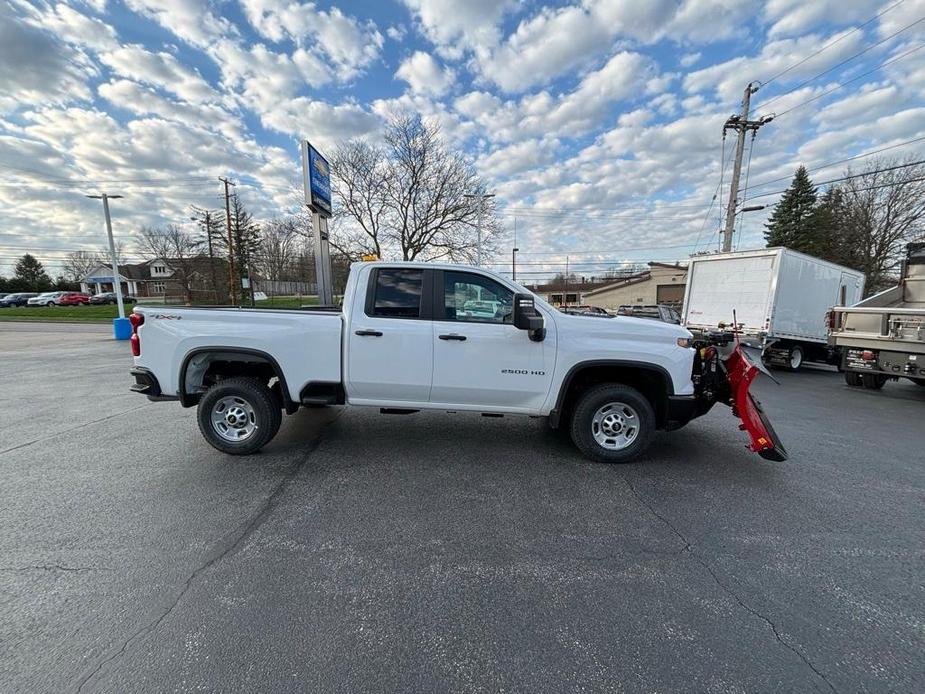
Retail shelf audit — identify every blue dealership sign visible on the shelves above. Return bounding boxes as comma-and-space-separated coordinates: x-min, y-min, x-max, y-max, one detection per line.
301, 141, 332, 217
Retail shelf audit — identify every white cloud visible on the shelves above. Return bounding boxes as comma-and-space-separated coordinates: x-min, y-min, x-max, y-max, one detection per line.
764, 0, 881, 37
402, 0, 515, 58
684, 28, 866, 103
123, 0, 236, 48
478, 0, 756, 93
386, 24, 407, 41
0, 5, 96, 113
239, 0, 383, 79
680, 52, 701, 67
395, 51, 455, 96
211, 40, 331, 113
259, 97, 380, 148
24, 3, 119, 52
100, 45, 219, 104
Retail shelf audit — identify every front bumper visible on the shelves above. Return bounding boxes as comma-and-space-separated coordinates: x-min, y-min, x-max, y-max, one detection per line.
665, 394, 702, 431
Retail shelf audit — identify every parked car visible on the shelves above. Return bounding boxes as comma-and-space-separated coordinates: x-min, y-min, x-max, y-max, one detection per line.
27, 292, 68, 306
0, 292, 38, 307
57, 292, 92, 306
0, 293, 8, 300
617, 304, 682, 324
90, 291, 136, 305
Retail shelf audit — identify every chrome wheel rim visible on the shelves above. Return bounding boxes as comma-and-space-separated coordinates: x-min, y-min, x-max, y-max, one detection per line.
591, 402, 639, 450
790, 348, 802, 369
211, 396, 258, 442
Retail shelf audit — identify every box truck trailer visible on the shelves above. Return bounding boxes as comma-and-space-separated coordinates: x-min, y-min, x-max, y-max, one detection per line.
681, 248, 865, 370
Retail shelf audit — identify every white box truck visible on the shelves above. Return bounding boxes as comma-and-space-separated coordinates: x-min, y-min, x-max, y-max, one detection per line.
681, 248, 865, 370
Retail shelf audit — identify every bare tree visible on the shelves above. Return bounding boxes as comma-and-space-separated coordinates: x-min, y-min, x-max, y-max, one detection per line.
62, 243, 127, 282
137, 225, 203, 304
331, 114, 502, 262
256, 217, 300, 281
837, 157, 925, 292
330, 139, 388, 259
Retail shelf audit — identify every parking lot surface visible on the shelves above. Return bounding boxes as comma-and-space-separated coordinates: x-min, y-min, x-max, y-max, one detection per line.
1, 321, 923, 693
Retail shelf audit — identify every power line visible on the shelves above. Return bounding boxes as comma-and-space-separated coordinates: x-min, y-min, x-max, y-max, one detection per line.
770, 42, 925, 118
744, 134, 925, 191
760, 0, 907, 87
758, 8, 923, 109
747, 161, 925, 200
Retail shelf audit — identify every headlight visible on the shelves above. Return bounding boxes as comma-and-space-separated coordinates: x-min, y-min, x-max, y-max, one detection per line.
676, 337, 692, 349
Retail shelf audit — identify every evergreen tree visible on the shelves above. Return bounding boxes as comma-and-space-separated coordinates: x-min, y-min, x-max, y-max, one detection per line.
806, 187, 858, 266
13, 254, 53, 291
764, 166, 818, 251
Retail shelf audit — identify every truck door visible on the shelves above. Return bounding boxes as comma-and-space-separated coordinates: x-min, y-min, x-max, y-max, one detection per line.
346, 267, 434, 404
430, 269, 555, 412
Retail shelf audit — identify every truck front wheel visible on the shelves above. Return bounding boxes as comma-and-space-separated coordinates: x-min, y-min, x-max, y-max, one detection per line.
569, 384, 655, 463
197, 377, 282, 455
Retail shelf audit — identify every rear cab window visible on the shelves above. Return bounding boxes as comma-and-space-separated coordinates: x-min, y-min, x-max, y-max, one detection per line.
368, 268, 424, 318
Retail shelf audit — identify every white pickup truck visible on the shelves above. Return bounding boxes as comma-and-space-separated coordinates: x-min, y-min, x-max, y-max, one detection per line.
129, 262, 786, 463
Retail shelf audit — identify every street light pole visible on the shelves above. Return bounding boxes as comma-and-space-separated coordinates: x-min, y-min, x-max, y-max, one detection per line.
87, 193, 128, 339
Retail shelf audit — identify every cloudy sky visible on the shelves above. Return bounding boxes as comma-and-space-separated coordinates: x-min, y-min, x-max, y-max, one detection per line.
2, 0, 924, 280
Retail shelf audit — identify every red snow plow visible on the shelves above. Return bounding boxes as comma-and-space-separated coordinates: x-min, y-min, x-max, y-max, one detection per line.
692, 339, 789, 462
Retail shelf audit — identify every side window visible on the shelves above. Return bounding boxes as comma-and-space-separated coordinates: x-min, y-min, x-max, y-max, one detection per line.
371, 268, 423, 318
443, 271, 514, 323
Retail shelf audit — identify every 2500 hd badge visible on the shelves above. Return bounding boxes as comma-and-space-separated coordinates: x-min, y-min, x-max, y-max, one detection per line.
501, 369, 546, 375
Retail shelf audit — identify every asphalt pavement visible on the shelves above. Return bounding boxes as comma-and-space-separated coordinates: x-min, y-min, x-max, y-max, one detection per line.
1, 321, 923, 693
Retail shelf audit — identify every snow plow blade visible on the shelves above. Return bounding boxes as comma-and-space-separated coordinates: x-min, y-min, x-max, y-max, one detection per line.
723, 344, 789, 462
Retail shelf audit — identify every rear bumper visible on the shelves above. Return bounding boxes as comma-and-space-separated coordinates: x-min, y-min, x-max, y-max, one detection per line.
130, 367, 178, 402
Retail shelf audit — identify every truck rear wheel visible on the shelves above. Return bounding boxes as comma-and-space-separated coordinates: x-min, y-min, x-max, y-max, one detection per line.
197, 377, 282, 455
861, 374, 887, 390
786, 346, 803, 371
569, 384, 654, 463
844, 372, 862, 387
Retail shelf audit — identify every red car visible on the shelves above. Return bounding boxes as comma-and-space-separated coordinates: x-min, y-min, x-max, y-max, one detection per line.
57, 292, 91, 306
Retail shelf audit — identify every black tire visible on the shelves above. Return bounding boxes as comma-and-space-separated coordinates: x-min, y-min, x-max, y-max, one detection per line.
197, 377, 282, 455
569, 384, 655, 463
786, 345, 803, 371
844, 371, 862, 387
861, 373, 887, 390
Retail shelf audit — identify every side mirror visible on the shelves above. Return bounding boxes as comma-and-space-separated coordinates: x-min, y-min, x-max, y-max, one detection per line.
513, 293, 546, 342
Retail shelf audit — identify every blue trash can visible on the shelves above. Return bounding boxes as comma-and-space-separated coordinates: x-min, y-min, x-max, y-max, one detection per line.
113, 317, 132, 340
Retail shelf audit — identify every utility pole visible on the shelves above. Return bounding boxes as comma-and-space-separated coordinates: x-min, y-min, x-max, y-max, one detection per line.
722, 82, 773, 252
464, 192, 495, 266
219, 176, 237, 304
87, 193, 128, 338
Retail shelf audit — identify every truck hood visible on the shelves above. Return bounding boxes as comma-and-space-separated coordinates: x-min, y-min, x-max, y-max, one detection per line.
556, 313, 691, 340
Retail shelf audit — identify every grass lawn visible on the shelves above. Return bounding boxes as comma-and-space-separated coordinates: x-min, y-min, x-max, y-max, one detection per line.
0, 296, 321, 322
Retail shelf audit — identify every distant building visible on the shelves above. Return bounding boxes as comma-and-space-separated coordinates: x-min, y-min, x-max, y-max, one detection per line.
526, 277, 614, 306
580, 262, 688, 309
80, 257, 228, 301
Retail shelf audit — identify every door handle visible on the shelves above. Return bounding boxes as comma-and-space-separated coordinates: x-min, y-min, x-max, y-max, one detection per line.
355, 329, 383, 337
438, 334, 467, 341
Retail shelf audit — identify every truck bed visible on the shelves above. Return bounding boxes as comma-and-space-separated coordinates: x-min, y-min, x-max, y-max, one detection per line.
133, 305, 343, 402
